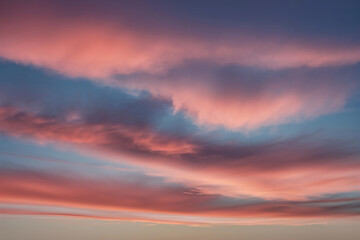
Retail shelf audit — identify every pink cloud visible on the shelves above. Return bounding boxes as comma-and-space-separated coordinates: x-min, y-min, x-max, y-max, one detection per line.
0, 208, 209, 226
1, 2, 359, 130
1, 106, 359, 200
0, 106, 196, 154
1, 6, 359, 78
1, 0, 360, 228
1, 168, 359, 224
122, 70, 352, 129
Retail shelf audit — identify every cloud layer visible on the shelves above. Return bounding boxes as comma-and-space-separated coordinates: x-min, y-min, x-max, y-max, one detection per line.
1, 0, 360, 226
1, 68, 359, 202
1, 167, 359, 225
1, 0, 360, 129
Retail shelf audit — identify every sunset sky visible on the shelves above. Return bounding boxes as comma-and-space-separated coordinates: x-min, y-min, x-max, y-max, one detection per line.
1, 1, 360, 239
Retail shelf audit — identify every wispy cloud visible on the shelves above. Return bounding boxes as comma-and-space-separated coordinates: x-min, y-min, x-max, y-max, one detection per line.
1, 0, 360, 130
1, 0, 360, 228
1, 167, 359, 225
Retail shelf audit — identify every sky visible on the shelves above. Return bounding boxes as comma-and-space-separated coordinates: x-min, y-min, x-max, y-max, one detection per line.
0, 0, 360, 239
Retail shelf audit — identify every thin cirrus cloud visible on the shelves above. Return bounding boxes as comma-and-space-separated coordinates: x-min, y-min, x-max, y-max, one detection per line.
0, 67, 359, 202
1, 166, 359, 225
116, 63, 357, 129
1, 0, 360, 228
0, 105, 196, 155
1, 0, 360, 77
2, 3, 360, 68
1, 0, 360, 130
1, 97, 359, 200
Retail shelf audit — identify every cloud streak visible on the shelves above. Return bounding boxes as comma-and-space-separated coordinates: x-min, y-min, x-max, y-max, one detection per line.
117, 64, 357, 129
1, 0, 360, 228
1, 167, 359, 225
1, 104, 359, 199
1, 0, 360, 130
1, 1, 360, 78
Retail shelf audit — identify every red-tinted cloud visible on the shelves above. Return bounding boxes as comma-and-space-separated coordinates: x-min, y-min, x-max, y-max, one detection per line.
1, 106, 359, 199
1, 1, 359, 78
1, 0, 359, 129
119, 64, 356, 129
1, 0, 360, 226
0, 106, 196, 154
1, 167, 359, 225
